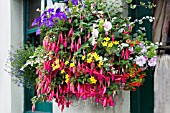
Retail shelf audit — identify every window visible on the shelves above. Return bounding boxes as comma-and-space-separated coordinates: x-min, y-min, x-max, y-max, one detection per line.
24, 0, 53, 112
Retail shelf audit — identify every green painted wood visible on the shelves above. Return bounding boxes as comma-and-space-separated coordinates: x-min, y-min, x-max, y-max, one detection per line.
23, 0, 53, 112
129, 0, 154, 113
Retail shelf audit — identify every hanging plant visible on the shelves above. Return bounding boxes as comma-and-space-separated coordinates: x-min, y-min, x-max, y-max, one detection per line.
5, 44, 38, 88
25, 0, 158, 111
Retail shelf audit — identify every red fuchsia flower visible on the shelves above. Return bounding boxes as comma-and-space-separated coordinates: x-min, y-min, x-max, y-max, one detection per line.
43, 38, 49, 50
112, 35, 114, 42
70, 40, 74, 52
51, 41, 56, 51
68, 19, 72, 23
59, 31, 64, 44
68, 28, 74, 37
32, 105, 35, 112
125, 48, 130, 59
63, 36, 68, 48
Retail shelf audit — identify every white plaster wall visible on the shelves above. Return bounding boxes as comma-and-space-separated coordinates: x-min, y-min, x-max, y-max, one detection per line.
53, 91, 130, 113
0, 0, 12, 112
11, 0, 24, 113
0, 0, 23, 113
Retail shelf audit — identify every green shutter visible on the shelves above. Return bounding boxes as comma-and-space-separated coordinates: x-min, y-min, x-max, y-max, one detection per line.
129, 0, 154, 113
23, 0, 53, 112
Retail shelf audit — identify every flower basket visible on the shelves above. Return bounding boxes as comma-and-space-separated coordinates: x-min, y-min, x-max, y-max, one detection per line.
26, 0, 157, 111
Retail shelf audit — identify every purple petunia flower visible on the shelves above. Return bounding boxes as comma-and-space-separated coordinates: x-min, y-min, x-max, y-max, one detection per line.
72, 0, 78, 5
148, 57, 156, 67
36, 28, 41, 35
135, 56, 147, 67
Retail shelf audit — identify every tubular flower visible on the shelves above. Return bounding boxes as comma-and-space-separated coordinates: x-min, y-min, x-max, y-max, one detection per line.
90, 76, 97, 84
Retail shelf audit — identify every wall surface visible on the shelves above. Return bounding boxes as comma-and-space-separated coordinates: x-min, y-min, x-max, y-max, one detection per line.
0, 0, 12, 112
53, 91, 130, 113
11, 0, 24, 113
0, 0, 23, 113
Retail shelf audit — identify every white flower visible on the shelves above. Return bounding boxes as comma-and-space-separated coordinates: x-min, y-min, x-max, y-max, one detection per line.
140, 47, 147, 53
103, 20, 112, 32
135, 56, 147, 67
118, 28, 124, 33
92, 29, 99, 38
121, 43, 129, 47
91, 37, 97, 46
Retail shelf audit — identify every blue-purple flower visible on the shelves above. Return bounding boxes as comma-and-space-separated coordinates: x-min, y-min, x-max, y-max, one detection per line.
72, 0, 79, 5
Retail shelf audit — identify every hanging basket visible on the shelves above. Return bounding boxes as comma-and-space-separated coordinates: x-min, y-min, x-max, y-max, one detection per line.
29, 0, 157, 111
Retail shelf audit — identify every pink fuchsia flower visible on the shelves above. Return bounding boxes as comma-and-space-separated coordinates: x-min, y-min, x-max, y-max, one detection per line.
103, 20, 112, 32
148, 56, 156, 67
135, 56, 147, 67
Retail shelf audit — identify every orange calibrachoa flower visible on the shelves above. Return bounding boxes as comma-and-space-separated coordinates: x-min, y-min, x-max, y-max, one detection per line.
135, 40, 139, 45
126, 39, 131, 43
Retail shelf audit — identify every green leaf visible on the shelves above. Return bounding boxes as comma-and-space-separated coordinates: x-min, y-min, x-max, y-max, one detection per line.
126, 0, 132, 3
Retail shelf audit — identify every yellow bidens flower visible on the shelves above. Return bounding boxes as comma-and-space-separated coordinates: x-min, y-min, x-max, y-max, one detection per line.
47, 51, 53, 55
82, 55, 86, 60
54, 59, 59, 64
61, 69, 65, 74
104, 37, 110, 42
98, 61, 104, 68
70, 63, 75, 67
90, 76, 97, 84
108, 42, 114, 48
87, 58, 93, 63
65, 74, 69, 83
99, 19, 104, 24
93, 52, 100, 61
65, 61, 69, 65
113, 41, 119, 45
102, 41, 108, 47
52, 59, 60, 71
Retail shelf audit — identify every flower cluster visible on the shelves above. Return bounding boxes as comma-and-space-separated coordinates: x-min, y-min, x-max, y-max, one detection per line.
29, 0, 157, 112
